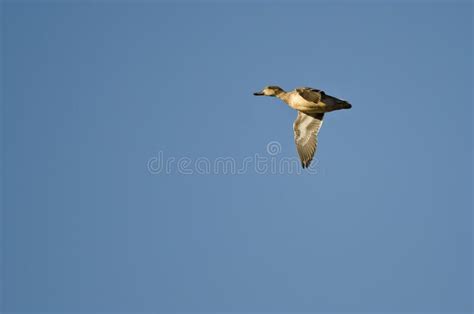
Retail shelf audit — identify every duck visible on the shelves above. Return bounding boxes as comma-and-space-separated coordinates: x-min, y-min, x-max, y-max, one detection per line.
253, 86, 352, 168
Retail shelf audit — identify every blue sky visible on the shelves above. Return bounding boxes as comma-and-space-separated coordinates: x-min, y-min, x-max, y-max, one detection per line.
2, 1, 472, 313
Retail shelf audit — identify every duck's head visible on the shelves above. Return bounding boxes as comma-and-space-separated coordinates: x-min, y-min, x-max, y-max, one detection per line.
253, 86, 284, 97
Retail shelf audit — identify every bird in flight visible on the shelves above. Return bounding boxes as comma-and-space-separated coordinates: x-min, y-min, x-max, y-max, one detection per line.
253, 86, 352, 168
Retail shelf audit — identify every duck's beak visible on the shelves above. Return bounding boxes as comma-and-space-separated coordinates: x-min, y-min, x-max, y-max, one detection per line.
253, 91, 264, 96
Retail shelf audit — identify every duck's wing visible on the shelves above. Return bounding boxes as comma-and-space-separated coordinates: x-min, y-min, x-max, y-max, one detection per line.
293, 111, 324, 168
295, 87, 322, 104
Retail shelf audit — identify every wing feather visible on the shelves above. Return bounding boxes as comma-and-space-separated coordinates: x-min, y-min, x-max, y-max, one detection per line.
295, 87, 322, 104
293, 111, 324, 168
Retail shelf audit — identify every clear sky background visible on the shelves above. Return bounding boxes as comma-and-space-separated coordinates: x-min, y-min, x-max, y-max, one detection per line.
2, 1, 472, 313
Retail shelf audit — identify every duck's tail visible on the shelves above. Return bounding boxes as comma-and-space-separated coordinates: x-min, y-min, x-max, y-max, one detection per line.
339, 101, 352, 109
321, 94, 352, 111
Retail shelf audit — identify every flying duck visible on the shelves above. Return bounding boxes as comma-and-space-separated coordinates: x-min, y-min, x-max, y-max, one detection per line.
254, 86, 352, 168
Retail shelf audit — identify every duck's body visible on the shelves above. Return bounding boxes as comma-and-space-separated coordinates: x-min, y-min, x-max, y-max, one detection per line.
278, 87, 351, 114
254, 86, 352, 168
283, 92, 321, 112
